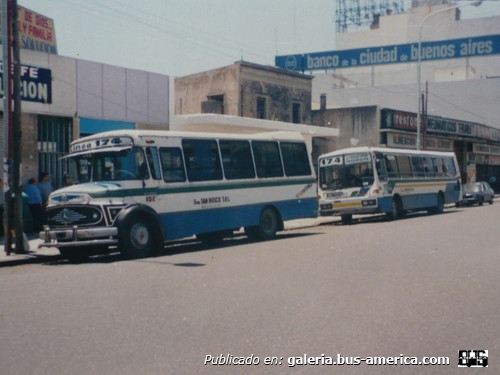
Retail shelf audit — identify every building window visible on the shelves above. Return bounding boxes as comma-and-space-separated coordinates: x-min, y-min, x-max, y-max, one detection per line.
292, 102, 301, 124
256, 97, 267, 119
38, 116, 73, 188
204, 94, 224, 114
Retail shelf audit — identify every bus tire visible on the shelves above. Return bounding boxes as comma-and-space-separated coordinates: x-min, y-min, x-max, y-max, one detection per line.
245, 206, 281, 241
436, 192, 445, 214
118, 214, 160, 259
341, 214, 353, 225
387, 196, 402, 221
429, 192, 445, 214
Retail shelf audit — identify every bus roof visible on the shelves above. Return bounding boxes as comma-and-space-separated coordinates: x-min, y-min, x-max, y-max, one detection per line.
319, 146, 456, 160
71, 129, 306, 146
68, 129, 309, 156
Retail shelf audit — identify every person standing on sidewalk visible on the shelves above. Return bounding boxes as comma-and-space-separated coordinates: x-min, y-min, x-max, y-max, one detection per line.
38, 172, 54, 206
25, 178, 44, 233
38, 172, 54, 226
0, 178, 4, 237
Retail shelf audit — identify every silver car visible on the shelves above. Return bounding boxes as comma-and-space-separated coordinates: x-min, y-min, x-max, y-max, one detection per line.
459, 182, 495, 206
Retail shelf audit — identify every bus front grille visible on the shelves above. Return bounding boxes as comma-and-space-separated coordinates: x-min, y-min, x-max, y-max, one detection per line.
47, 206, 104, 227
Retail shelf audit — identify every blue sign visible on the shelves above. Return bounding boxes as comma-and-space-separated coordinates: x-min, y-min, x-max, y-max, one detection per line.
0, 63, 52, 103
276, 34, 500, 72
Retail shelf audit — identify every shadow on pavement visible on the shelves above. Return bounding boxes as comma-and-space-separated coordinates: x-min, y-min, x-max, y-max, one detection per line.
41, 231, 323, 267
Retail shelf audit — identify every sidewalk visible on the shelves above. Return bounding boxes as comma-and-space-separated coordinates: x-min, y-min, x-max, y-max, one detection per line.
0, 233, 62, 267
0, 216, 337, 267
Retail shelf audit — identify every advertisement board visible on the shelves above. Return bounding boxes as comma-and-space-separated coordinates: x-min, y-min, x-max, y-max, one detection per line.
0, 5, 57, 54
0, 62, 52, 103
276, 34, 500, 72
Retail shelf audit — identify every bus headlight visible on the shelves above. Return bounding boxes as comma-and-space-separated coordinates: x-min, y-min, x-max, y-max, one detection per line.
362, 199, 377, 206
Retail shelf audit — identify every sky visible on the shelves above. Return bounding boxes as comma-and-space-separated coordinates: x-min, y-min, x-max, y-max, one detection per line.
19, 0, 500, 77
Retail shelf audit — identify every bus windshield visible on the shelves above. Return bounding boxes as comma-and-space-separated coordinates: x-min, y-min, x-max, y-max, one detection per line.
68, 147, 148, 183
320, 152, 374, 191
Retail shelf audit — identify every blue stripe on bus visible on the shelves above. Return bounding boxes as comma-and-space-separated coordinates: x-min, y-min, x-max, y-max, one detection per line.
159, 198, 318, 241
377, 181, 460, 213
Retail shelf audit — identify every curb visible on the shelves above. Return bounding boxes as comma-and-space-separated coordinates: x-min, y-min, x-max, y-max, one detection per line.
0, 252, 62, 267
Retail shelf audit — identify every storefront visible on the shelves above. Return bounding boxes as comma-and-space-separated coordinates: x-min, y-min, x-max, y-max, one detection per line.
381, 108, 500, 190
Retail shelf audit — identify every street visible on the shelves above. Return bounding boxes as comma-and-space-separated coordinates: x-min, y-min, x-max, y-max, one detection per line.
1, 203, 499, 374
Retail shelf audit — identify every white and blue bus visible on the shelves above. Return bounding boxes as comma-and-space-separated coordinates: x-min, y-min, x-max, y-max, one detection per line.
40, 130, 317, 259
318, 147, 461, 224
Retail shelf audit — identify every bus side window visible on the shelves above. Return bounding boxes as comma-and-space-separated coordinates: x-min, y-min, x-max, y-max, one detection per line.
423, 156, 435, 177
252, 141, 284, 178
411, 156, 425, 177
159, 147, 186, 182
444, 157, 456, 176
182, 139, 223, 182
396, 155, 413, 178
145, 147, 161, 180
374, 152, 387, 181
384, 154, 399, 178
219, 140, 255, 180
280, 142, 312, 176
433, 157, 445, 176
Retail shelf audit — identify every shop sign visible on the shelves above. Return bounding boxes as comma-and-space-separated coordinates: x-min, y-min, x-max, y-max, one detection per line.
469, 153, 500, 166
0, 6, 57, 54
473, 144, 500, 155
0, 62, 52, 103
387, 132, 453, 151
382, 109, 481, 139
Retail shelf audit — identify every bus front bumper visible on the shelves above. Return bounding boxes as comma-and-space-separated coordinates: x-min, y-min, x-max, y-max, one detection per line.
39, 226, 119, 248
319, 198, 378, 216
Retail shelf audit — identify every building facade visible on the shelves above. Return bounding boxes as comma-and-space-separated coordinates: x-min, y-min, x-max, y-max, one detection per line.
175, 61, 313, 125
1, 49, 170, 188
308, 2, 500, 191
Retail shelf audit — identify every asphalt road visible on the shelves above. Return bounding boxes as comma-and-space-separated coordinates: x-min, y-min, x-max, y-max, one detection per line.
1, 203, 498, 374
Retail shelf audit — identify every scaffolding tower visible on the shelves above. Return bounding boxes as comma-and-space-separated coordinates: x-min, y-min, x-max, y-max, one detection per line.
335, 0, 407, 33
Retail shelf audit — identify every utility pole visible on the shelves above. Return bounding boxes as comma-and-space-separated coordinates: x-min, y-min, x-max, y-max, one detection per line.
11, 0, 24, 253
2, 0, 25, 254
2, 0, 14, 254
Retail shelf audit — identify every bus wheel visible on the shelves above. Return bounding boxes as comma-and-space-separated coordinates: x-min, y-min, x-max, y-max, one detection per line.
435, 192, 445, 214
246, 207, 280, 241
341, 214, 353, 225
119, 215, 160, 259
429, 192, 444, 214
387, 196, 402, 221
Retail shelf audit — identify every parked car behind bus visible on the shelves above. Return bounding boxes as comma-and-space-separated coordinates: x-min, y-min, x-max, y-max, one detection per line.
458, 181, 494, 206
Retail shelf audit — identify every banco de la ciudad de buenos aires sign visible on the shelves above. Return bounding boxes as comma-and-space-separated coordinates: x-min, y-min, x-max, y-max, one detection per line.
275, 34, 500, 72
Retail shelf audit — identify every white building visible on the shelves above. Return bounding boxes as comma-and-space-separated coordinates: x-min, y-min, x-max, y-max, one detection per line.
309, 1, 500, 188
